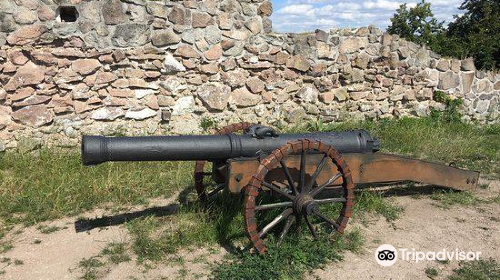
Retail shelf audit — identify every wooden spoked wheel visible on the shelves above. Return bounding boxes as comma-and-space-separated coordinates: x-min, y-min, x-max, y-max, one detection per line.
244, 139, 355, 254
194, 122, 255, 203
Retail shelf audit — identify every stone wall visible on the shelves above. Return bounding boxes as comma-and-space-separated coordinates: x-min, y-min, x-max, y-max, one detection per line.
0, 0, 498, 151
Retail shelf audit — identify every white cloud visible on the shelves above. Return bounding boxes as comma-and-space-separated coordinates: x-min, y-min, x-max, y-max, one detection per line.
427, 0, 462, 6
276, 4, 315, 15
363, 0, 403, 10
271, 0, 463, 32
336, 2, 362, 10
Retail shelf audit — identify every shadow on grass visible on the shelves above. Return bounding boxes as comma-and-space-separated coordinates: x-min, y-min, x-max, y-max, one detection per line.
74, 204, 180, 232
73, 186, 245, 254
357, 183, 450, 197
74, 183, 452, 235
74, 186, 197, 232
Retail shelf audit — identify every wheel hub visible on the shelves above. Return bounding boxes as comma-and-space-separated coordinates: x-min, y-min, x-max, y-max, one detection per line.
294, 194, 316, 215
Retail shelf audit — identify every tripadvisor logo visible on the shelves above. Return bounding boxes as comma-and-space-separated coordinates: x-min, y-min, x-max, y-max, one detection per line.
375, 244, 482, 267
375, 244, 397, 266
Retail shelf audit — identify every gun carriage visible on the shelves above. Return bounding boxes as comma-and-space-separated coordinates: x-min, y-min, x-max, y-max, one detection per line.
82, 122, 479, 254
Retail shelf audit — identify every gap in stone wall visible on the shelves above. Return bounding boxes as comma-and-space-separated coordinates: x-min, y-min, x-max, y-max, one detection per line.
56, 6, 79, 23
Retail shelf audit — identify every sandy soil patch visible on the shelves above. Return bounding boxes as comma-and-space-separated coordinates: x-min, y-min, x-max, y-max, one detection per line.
310, 179, 499, 280
1, 181, 498, 280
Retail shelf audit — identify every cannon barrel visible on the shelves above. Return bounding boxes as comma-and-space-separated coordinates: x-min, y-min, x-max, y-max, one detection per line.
82, 130, 379, 166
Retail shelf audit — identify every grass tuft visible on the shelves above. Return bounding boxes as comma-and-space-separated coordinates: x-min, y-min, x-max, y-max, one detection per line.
448, 259, 499, 280
425, 266, 439, 278
37, 225, 63, 234
0, 241, 13, 253
78, 257, 104, 280
127, 210, 219, 262
101, 242, 131, 264
430, 190, 481, 209
354, 191, 404, 222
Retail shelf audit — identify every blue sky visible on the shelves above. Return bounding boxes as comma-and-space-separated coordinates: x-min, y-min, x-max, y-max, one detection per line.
270, 0, 464, 32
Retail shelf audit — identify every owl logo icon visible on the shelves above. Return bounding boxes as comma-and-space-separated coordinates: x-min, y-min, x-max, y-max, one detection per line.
375, 244, 398, 266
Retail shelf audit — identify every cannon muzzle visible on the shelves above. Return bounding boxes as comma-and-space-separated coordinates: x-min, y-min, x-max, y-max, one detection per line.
82, 130, 380, 166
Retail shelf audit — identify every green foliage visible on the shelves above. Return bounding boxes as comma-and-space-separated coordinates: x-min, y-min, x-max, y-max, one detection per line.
387, 0, 444, 46
388, 0, 500, 70
200, 117, 218, 132
447, 0, 500, 70
431, 90, 464, 123
448, 259, 500, 280
123, 188, 395, 278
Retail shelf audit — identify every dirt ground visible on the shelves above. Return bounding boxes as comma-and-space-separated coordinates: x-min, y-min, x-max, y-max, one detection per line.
1, 180, 498, 280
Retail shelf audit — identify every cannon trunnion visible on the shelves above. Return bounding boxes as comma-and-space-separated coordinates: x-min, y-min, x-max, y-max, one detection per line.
81, 123, 479, 254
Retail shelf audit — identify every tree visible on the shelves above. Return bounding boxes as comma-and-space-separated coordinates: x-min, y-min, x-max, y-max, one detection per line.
447, 0, 500, 69
387, 0, 444, 46
388, 0, 500, 70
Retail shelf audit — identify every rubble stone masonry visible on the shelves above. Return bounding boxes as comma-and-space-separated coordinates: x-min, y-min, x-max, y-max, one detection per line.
0, 0, 498, 150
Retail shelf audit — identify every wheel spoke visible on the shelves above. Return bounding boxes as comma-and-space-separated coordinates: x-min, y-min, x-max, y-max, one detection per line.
299, 149, 307, 193
262, 181, 295, 200
258, 208, 293, 238
280, 160, 298, 195
208, 184, 225, 198
310, 173, 342, 197
312, 208, 340, 229
277, 215, 295, 246
255, 201, 293, 211
304, 155, 328, 193
304, 215, 318, 239
295, 215, 302, 234
314, 198, 347, 204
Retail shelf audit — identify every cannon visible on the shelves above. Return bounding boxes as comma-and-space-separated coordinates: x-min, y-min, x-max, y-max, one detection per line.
82, 122, 479, 254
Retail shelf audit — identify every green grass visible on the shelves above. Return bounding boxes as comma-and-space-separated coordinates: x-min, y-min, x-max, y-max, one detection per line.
37, 225, 63, 234
0, 257, 23, 266
0, 115, 497, 279
425, 266, 439, 278
448, 259, 499, 280
0, 150, 192, 226
78, 257, 104, 280
0, 116, 496, 229
0, 241, 13, 253
353, 190, 404, 222
101, 242, 131, 264
430, 190, 481, 209
126, 196, 244, 262
212, 229, 364, 280
123, 190, 393, 279
302, 117, 500, 177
